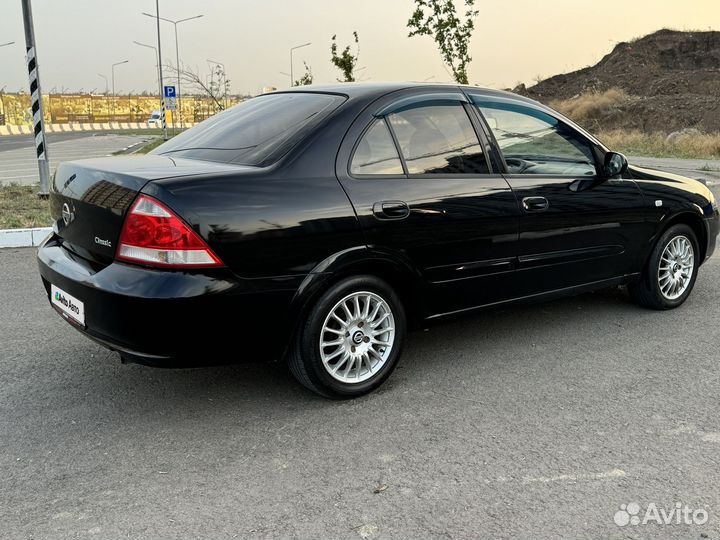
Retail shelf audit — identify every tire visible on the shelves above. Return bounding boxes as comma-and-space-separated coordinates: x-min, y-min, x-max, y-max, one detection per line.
630, 223, 700, 310
288, 275, 406, 399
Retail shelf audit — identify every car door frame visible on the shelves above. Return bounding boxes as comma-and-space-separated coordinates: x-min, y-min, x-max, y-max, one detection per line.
334, 86, 523, 317
462, 90, 650, 294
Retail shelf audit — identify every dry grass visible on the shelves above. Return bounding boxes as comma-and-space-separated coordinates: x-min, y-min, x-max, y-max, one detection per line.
550, 88, 720, 159
550, 89, 628, 124
549, 88, 720, 159
597, 129, 720, 160
0, 184, 51, 229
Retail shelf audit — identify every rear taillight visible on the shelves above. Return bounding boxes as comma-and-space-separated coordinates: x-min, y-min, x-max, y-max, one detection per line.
116, 195, 223, 268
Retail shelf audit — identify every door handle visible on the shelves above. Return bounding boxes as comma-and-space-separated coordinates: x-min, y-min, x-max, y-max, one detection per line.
522, 196, 549, 212
372, 201, 410, 220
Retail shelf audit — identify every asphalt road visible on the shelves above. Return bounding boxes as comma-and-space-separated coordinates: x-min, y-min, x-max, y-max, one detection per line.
2, 239, 720, 538
0, 132, 111, 154
630, 156, 720, 185
0, 133, 152, 186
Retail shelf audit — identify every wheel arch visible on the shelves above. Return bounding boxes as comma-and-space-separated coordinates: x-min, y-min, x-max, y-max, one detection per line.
657, 210, 708, 263
637, 209, 707, 286
280, 247, 426, 359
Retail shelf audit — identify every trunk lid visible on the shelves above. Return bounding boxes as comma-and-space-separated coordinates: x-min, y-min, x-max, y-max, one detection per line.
50, 154, 243, 265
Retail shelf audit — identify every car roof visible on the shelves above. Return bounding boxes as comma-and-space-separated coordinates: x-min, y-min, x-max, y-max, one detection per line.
273, 82, 605, 150
277, 82, 527, 102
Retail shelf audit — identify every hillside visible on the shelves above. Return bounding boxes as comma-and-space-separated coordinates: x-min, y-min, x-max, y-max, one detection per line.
519, 29, 720, 132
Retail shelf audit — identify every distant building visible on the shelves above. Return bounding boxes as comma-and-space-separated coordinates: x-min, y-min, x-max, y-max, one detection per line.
261, 86, 277, 94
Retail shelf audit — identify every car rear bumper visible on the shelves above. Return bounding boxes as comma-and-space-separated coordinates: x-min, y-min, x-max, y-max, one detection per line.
38, 235, 298, 365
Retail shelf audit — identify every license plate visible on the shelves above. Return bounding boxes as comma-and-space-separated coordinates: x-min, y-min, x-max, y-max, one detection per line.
51, 284, 85, 326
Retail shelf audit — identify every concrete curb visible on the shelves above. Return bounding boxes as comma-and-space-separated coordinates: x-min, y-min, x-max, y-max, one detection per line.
0, 227, 52, 248
0, 122, 195, 136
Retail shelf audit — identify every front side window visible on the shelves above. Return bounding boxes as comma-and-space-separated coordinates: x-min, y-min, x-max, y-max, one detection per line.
472, 98, 596, 176
153, 93, 345, 167
387, 102, 488, 175
350, 118, 404, 175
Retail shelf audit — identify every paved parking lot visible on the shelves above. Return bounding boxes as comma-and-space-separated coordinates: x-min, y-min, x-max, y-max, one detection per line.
2, 240, 720, 538
0, 133, 152, 186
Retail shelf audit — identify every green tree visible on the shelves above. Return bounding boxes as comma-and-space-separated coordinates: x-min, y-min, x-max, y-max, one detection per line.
294, 62, 314, 86
330, 32, 360, 82
407, 0, 478, 84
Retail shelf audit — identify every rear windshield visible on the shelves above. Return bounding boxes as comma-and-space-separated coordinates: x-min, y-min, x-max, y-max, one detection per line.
152, 93, 346, 166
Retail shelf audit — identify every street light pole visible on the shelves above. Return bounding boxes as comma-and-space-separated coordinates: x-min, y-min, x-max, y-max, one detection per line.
133, 41, 162, 107
289, 42, 311, 87
206, 59, 226, 109
0, 41, 15, 48
151, 0, 168, 140
97, 73, 108, 94
111, 60, 128, 122
142, 12, 202, 129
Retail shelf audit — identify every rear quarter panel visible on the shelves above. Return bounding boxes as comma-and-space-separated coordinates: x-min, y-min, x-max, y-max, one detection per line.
142, 93, 382, 280
143, 173, 363, 279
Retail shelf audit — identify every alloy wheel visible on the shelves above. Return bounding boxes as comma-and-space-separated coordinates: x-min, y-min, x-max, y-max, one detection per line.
319, 291, 396, 383
658, 235, 694, 300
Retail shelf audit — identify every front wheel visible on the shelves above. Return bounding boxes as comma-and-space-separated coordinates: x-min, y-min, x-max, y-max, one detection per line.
630, 224, 700, 310
288, 276, 406, 399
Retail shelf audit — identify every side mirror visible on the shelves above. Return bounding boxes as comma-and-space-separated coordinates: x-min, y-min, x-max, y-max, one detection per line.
602, 152, 628, 178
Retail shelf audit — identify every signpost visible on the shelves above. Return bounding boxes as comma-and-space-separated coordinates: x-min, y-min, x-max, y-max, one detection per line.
164, 85, 176, 133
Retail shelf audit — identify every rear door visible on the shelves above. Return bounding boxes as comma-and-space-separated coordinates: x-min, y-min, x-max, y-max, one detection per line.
468, 93, 647, 295
335, 89, 520, 316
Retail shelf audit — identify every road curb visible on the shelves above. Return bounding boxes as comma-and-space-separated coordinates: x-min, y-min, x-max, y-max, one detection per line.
0, 122, 195, 136
0, 227, 52, 248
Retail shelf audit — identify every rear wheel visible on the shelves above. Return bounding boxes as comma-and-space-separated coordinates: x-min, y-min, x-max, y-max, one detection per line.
630, 224, 699, 310
288, 276, 406, 398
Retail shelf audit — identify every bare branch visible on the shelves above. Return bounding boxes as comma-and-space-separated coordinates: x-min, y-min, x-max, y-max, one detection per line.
163, 62, 226, 111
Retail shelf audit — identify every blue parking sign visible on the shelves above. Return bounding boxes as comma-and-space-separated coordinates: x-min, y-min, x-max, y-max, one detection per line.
164, 85, 176, 98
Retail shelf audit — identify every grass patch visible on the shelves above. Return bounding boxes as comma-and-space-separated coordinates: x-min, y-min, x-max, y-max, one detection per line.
134, 137, 166, 154
597, 129, 720, 160
0, 184, 51, 229
550, 89, 628, 124
549, 88, 720, 160
132, 133, 179, 155
103, 129, 166, 137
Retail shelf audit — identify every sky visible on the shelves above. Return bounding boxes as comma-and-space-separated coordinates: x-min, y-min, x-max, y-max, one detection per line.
0, 0, 718, 96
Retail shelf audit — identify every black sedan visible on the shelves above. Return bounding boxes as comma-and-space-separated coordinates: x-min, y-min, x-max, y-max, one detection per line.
38, 83, 719, 398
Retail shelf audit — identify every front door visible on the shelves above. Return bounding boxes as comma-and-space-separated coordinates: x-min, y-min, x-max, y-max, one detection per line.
469, 94, 648, 296
336, 90, 520, 316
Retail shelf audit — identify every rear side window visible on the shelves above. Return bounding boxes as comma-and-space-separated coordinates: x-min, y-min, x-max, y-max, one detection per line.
153, 93, 346, 167
350, 118, 404, 175
387, 102, 488, 175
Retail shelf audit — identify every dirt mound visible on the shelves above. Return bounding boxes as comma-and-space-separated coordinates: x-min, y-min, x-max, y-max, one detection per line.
521, 29, 720, 132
